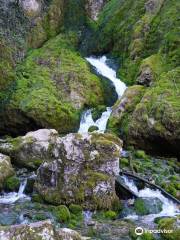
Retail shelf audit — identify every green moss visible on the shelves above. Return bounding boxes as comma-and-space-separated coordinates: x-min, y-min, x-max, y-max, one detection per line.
104, 210, 117, 220
5, 176, 20, 191
130, 231, 155, 240
134, 150, 149, 160
53, 205, 71, 223
32, 193, 44, 204
158, 217, 180, 240
134, 199, 149, 216
88, 126, 99, 132
2, 33, 105, 134
92, 105, 107, 121
69, 204, 82, 215
120, 158, 129, 168
85, 171, 109, 188
108, 85, 145, 138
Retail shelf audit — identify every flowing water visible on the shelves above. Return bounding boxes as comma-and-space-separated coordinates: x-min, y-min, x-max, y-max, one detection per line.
78, 56, 127, 134
0, 178, 30, 204
79, 56, 180, 225
122, 176, 180, 223
0, 55, 179, 230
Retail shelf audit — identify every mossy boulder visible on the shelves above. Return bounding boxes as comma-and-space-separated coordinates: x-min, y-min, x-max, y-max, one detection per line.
69, 204, 83, 215
35, 132, 122, 209
108, 67, 180, 157
158, 217, 180, 240
0, 220, 83, 240
0, 153, 14, 190
108, 85, 145, 137
104, 210, 117, 220
0, 34, 106, 136
127, 67, 180, 157
0, 129, 59, 169
53, 205, 71, 223
134, 197, 163, 216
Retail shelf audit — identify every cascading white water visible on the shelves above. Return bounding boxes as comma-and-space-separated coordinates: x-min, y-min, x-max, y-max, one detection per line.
83, 210, 93, 224
0, 178, 29, 204
78, 107, 112, 134
122, 176, 180, 221
86, 56, 126, 98
78, 56, 126, 134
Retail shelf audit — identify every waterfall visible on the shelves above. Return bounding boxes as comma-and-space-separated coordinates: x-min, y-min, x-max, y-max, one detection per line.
78, 56, 126, 133
122, 176, 180, 221
0, 178, 29, 204
78, 107, 112, 134
86, 56, 127, 98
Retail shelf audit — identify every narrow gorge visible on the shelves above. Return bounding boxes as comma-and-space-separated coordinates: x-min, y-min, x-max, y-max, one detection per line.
0, 0, 179, 240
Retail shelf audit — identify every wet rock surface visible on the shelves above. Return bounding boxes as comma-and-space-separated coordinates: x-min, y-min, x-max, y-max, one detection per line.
0, 129, 122, 209
0, 220, 84, 240
86, 0, 107, 20
0, 153, 14, 190
35, 131, 122, 209
0, 129, 59, 169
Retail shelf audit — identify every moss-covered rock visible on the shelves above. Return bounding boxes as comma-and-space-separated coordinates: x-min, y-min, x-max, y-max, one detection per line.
35, 132, 122, 209
53, 205, 71, 223
88, 126, 99, 132
0, 220, 84, 240
158, 217, 180, 240
108, 85, 145, 137
92, 105, 107, 121
104, 210, 117, 220
0, 129, 59, 169
134, 198, 163, 216
69, 204, 83, 215
0, 153, 14, 190
127, 67, 180, 156
0, 34, 106, 136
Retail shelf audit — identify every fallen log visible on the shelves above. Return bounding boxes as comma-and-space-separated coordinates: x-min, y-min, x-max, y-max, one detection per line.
119, 170, 180, 205
115, 175, 138, 200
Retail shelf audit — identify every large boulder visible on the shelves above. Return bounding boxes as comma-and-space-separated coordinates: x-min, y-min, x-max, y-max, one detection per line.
0, 220, 84, 240
108, 85, 145, 138
0, 129, 122, 209
0, 129, 59, 169
0, 34, 106, 136
34, 131, 122, 209
0, 153, 14, 190
108, 67, 180, 157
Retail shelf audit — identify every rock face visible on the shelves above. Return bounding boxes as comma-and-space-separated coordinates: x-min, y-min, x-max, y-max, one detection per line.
20, 0, 41, 14
86, 0, 180, 157
108, 68, 180, 157
0, 220, 83, 240
0, 129, 122, 209
86, 0, 107, 20
108, 85, 145, 139
0, 153, 14, 190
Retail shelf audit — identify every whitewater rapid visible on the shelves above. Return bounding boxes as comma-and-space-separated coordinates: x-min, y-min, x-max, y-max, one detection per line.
0, 178, 30, 204
78, 56, 126, 134
122, 176, 180, 222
